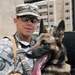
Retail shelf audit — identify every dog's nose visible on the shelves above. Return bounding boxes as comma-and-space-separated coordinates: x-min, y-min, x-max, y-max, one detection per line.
26, 50, 32, 55
25, 50, 34, 58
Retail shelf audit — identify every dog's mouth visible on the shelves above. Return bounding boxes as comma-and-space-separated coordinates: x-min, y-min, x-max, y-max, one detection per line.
31, 54, 50, 75
34, 54, 50, 70
26, 49, 50, 69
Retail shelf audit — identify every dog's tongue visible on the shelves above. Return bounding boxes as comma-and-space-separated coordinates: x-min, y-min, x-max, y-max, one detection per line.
32, 55, 48, 75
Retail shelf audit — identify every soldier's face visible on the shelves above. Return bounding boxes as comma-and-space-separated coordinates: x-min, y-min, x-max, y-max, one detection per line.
14, 15, 38, 38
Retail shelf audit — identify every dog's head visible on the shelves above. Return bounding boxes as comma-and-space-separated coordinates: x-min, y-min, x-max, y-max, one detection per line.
26, 19, 66, 65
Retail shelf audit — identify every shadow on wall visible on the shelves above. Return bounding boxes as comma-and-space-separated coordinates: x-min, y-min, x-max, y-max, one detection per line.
24, 0, 44, 3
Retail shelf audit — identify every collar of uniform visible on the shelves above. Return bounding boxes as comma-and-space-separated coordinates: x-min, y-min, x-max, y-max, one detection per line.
14, 32, 30, 46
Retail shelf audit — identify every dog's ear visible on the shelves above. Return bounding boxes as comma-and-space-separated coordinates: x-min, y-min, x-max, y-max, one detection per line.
39, 19, 48, 35
56, 20, 65, 42
57, 20, 65, 32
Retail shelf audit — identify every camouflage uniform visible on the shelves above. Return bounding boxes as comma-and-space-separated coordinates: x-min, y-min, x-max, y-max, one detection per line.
0, 32, 35, 75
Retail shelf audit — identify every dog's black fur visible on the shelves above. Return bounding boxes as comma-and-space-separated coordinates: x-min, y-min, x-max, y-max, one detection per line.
26, 20, 71, 75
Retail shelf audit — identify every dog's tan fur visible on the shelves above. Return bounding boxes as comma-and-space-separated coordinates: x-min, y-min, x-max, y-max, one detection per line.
26, 20, 71, 75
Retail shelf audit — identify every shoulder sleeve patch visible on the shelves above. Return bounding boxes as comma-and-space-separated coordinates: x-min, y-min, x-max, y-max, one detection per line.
0, 58, 6, 70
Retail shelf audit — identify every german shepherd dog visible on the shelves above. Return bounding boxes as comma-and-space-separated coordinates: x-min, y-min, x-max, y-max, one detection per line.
26, 20, 71, 75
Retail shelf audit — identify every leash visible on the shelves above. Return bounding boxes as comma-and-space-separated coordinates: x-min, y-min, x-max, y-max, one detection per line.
6, 36, 21, 75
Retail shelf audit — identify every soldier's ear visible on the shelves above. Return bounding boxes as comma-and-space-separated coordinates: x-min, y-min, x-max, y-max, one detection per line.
39, 19, 48, 35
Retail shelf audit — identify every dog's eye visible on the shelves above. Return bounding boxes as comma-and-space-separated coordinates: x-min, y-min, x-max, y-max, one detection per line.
45, 43, 50, 47
40, 40, 45, 46
40, 40, 50, 47
55, 37, 59, 41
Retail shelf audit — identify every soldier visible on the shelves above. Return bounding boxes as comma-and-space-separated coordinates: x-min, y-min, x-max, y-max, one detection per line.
0, 3, 39, 75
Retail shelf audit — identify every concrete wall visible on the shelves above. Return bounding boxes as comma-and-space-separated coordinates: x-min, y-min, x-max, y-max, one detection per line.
0, 0, 24, 39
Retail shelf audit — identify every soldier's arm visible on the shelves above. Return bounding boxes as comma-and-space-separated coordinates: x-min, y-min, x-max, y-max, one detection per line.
0, 38, 14, 75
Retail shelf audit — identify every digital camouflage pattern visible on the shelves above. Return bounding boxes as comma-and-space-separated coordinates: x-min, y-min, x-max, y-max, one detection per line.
0, 32, 35, 75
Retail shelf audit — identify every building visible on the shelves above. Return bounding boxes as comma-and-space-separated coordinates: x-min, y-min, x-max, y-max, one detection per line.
33, 0, 73, 35
0, 0, 73, 39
